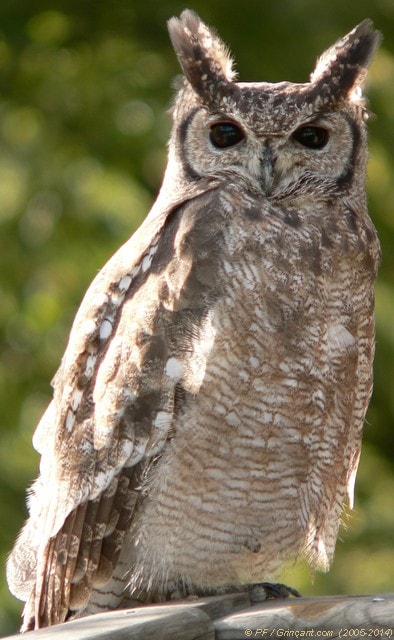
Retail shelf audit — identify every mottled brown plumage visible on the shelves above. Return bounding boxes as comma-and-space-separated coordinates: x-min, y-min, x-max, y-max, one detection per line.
7, 10, 381, 630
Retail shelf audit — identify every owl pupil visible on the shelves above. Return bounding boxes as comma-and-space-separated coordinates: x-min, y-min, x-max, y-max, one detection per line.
292, 125, 329, 149
209, 122, 245, 149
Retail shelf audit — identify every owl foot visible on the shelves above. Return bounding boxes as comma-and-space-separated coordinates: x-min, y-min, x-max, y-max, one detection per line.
168, 589, 199, 601
248, 582, 301, 604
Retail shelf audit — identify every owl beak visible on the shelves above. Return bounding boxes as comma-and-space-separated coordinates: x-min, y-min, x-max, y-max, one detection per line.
260, 143, 274, 194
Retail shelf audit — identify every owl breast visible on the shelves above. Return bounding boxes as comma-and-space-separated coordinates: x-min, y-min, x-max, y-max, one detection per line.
122, 182, 379, 595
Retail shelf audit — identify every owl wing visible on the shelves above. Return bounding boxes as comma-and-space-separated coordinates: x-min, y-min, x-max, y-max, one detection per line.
7, 178, 222, 629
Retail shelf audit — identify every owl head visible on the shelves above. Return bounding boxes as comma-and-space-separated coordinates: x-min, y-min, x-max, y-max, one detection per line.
165, 10, 381, 201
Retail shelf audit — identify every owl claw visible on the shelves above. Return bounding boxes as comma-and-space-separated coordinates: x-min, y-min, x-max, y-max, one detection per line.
248, 582, 302, 603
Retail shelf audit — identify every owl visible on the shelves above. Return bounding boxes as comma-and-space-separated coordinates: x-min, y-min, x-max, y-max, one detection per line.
7, 10, 381, 631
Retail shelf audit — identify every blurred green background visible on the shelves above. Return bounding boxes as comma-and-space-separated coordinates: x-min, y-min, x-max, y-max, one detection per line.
0, 0, 393, 635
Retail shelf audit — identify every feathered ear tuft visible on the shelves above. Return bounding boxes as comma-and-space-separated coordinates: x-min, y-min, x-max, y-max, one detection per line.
168, 10, 236, 108
310, 20, 382, 104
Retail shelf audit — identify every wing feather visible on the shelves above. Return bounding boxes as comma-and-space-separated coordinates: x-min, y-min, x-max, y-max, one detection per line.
8, 180, 221, 629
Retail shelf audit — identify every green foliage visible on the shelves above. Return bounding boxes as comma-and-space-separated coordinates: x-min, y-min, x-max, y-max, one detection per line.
0, 0, 393, 635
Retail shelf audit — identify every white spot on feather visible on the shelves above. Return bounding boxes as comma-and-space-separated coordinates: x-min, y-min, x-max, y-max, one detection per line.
328, 323, 356, 352
187, 311, 216, 392
131, 264, 141, 278
118, 274, 132, 291
238, 370, 249, 382
223, 260, 233, 274
119, 438, 133, 462
123, 388, 137, 403
92, 468, 115, 499
127, 437, 148, 466
150, 412, 172, 453
165, 357, 183, 381
284, 377, 298, 388
99, 319, 113, 340
142, 254, 152, 272
84, 353, 97, 378
249, 356, 260, 369
141, 244, 158, 273
84, 318, 97, 336
95, 293, 109, 308
347, 462, 359, 509
154, 411, 172, 431
65, 409, 75, 432
71, 388, 83, 411
227, 411, 241, 427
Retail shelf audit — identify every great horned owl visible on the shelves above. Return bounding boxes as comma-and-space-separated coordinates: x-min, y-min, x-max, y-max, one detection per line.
7, 10, 381, 631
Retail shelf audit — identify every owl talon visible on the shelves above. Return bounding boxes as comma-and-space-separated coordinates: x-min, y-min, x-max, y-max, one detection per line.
248, 582, 302, 603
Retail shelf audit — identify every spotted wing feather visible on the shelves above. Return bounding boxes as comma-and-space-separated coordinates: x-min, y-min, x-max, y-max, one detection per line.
6, 180, 220, 629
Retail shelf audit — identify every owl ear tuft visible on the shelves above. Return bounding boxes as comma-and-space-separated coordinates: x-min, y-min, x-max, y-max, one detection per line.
168, 10, 236, 108
310, 20, 382, 104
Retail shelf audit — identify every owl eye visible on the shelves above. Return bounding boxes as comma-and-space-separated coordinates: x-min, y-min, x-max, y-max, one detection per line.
292, 125, 329, 150
209, 122, 245, 149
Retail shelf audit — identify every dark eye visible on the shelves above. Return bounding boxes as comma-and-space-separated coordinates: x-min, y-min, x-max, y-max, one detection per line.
292, 125, 329, 150
209, 122, 245, 149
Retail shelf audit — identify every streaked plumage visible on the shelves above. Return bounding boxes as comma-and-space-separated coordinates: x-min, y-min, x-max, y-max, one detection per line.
7, 10, 381, 630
